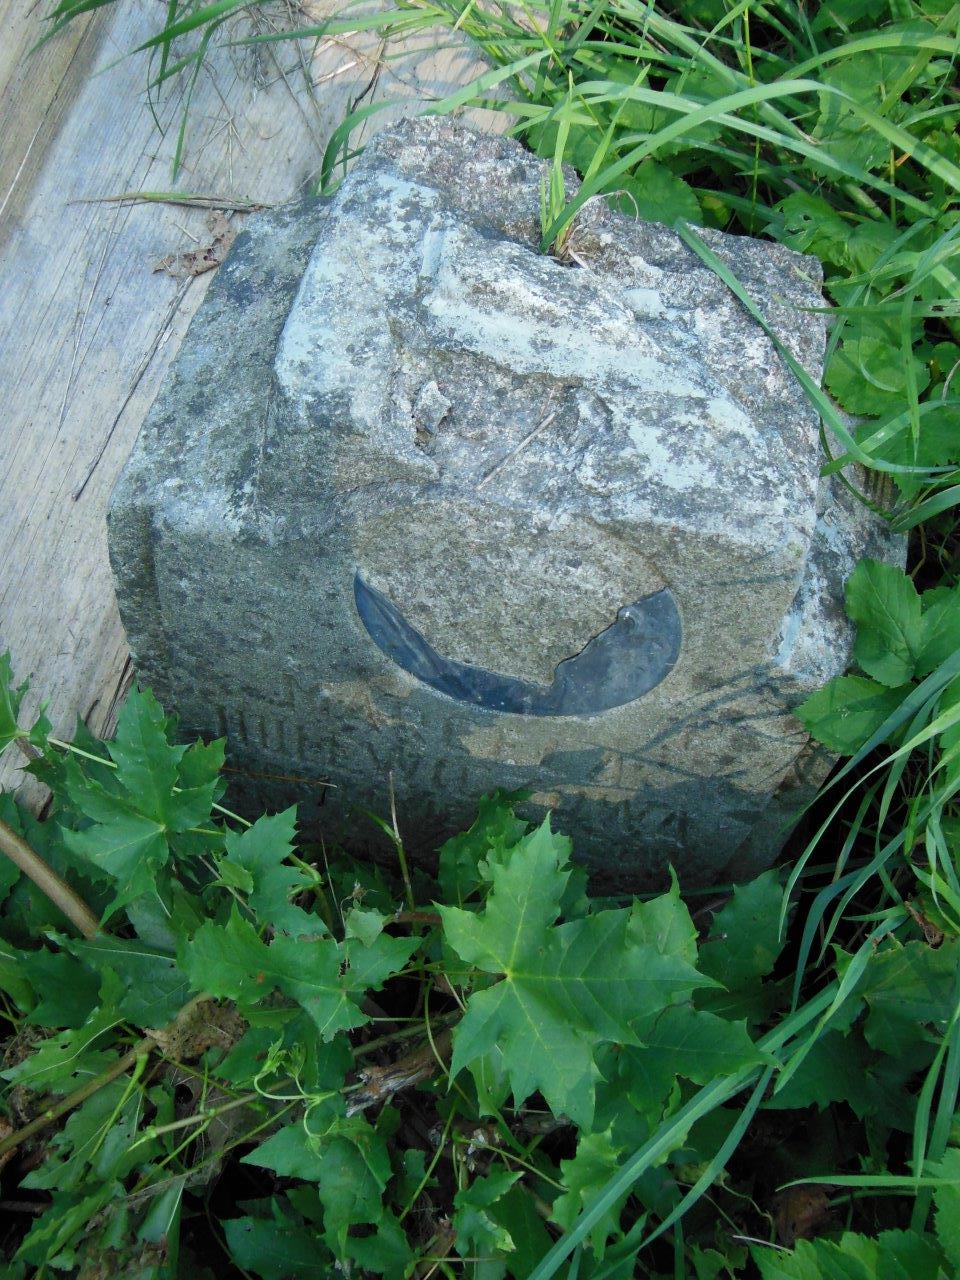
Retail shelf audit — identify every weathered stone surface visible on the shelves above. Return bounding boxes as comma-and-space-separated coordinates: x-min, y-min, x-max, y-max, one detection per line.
109, 118, 902, 889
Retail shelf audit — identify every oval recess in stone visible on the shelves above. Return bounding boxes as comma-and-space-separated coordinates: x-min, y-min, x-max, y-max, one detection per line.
356, 503, 667, 685
355, 572, 682, 717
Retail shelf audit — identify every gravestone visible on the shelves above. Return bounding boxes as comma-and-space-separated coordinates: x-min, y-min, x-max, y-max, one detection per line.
108, 118, 902, 889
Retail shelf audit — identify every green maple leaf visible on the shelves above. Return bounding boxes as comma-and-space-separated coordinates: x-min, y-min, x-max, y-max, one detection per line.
551, 1129, 626, 1259
697, 871, 786, 1024
453, 1168, 521, 1260
225, 1201, 331, 1280
106, 688, 185, 824
0, 651, 50, 756
58, 691, 226, 919
854, 936, 958, 1054
19, 947, 99, 1028
224, 808, 318, 938
628, 869, 698, 964
71, 935, 190, 1024
438, 789, 529, 904
638, 1005, 767, 1083
182, 909, 417, 1039
753, 1228, 942, 1280
440, 821, 706, 1125
62, 811, 167, 920
245, 1121, 389, 1252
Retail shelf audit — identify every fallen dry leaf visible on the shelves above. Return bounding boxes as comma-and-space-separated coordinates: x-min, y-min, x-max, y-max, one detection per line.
154, 211, 238, 280
145, 997, 246, 1061
908, 900, 945, 948
775, 1184, 832, 1246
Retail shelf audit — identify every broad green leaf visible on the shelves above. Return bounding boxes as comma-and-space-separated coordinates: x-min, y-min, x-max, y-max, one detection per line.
440, 821, 570, 975
612, 160, 701, 227
595, 1042, 677, 1145
775, 192, 852, 267
552, 1130, 626, 1258
106, 687, 186, 825
438, 790, 529, 904
796, 676, 911, 754
698, 871, 784, 994
214, 857, 254, 893
489, 1186, 553, 1280
19, 946, 99, 1027
442, 822, 706, 1124
225, 808, 318, 937
343, 1211, 414, 1279
62, 812, 167, 920
245, 1121, 389, 1250
176, 736, 226, 788
916, 587, 960, 677
845, 560, 923, 687
0, 939, 35, 1010
826, 341, 906, 417
764, 1029, 873, 1115
855, 937, 958, 1054
638, 1006, 766, 1083
932, 1147, 960, 1268
344, 906, 386, 946
753, 1228, 942, 1280
182, 909, 414, 1040
628, 869, 697, 965
225, 1206, 330, 1280
243, 1124, 329, 1180
217, 1016, 350, 1100
2, 985, 122, 1094
21, 1080, 130, 1192
16, 1182, 120, 1267
453, 1168, 522, 1260
71, 935, 190, 1025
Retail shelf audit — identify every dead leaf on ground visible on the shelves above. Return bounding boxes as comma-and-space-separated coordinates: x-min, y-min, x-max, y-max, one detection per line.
145, 998, 246, 1061
908, 900, 945, 948
775, 1184, 832, 1246
153, 211, 238, 280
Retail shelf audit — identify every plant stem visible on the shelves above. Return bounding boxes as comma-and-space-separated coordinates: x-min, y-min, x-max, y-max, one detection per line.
0, 1040, 149, 1160
389, 771, 416, 912
394, 909, 442, 926
0, 995, 208, 1160
0, 817, 100, 938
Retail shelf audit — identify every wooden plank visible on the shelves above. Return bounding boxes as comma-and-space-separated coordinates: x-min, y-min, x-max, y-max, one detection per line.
0, 3, 108, 241
0, 0, 494, 802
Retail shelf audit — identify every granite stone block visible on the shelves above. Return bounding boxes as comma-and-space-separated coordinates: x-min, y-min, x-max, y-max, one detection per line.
108, 118, 903, 889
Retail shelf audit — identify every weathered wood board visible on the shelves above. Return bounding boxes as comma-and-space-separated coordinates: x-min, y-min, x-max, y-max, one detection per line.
0, 0, 495, 802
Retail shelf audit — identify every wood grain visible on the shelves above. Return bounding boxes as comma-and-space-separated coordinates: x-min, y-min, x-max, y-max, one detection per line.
0, 0, 494, 802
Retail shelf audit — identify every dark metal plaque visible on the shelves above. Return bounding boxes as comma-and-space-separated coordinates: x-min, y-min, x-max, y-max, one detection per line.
355, 573, 681, 717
